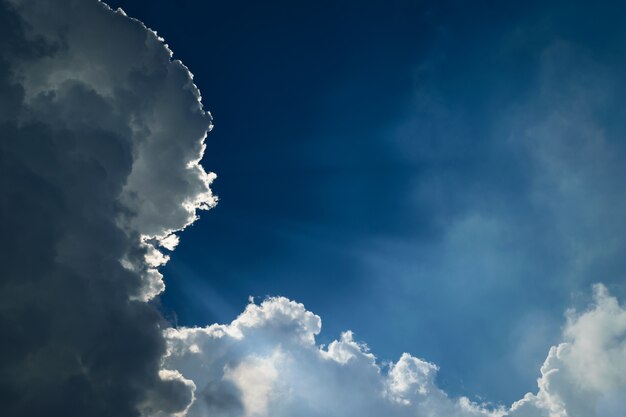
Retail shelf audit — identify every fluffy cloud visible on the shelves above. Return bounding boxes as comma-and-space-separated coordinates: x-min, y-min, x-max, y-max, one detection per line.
3, 1, 625, 417
165, 299, 494, 417
164, 285, 626, 417
0, 0, 214, 415
509, 284, 626, 417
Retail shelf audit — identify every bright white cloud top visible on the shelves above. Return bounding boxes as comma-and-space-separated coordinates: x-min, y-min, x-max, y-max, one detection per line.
164, 285, 626, 417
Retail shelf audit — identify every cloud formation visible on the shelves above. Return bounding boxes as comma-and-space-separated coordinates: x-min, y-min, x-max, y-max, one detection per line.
3, 1, 625, 417
509, 284, 626, 417
0, 0, 214, 415
164, 285, 626, 417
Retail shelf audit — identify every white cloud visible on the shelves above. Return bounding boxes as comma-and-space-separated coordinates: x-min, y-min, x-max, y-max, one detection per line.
164, 298, 498, 417
224, 352, 281, 416
164, 285, 626, 417
509, 284, 626, 417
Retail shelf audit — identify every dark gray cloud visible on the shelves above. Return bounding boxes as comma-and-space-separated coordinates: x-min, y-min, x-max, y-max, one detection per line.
0, 0, 214, 415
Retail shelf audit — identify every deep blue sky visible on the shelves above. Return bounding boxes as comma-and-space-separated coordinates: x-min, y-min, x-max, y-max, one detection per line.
108, 0, 626, 406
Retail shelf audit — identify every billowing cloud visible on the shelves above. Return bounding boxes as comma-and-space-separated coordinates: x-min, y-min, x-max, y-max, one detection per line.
3, 1, 626, 417
509, 284, 626, 417
0, 0, 214, 415
164, 285, 626, 417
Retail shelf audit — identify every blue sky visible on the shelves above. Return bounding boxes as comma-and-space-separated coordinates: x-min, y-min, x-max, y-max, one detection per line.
106, 0, 626, 406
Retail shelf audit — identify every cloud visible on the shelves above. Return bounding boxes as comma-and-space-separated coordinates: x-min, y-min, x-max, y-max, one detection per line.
368, 30, 626, 399
164, 285, 626, 417
509, 284, 626, 417
164, 297, 489, 417
3, 1, 625, 417
0, 0, 214, 415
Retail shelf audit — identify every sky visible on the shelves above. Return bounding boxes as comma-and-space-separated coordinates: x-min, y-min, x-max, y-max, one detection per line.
2, 1, 626, 416
104, 0, 626, 404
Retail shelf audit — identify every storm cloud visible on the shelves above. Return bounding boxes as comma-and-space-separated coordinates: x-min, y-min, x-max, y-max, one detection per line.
0, 0, 214, 415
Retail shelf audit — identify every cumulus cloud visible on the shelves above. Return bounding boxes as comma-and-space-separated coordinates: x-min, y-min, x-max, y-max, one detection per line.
164, 285, 626, 417
0, 0, 214, 415
509, 284, 626, 417
3, 1, 625, 417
